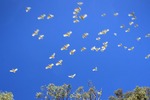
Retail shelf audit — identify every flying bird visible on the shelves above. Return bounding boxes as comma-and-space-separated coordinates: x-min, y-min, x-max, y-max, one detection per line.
128, 12, 137, 20
100, 42, 108, 52
103, 41, 108, 45
145, 54, 150, 59
92, 67, 98, 72
125, 28, 130, 32
10, 68, 18, 73
96, 37, 101, 41
69, 49, 76, 55
56, 60, 63, 66
114, 33, 117, 36
91, 46, 96, 51
47, 14, 54, 19
136, 37, 141, 41
98, 29, 109, 35
118, 43, 122, 47
25, 7, 31, 12
73, 19, 79, 23
74, 7, 81, 12
37, 14, 46, 20
73, 15, 78, 19
82, 33, 89, 38
81, 47, 86, 52
128, 12, 135, 17
101, 13, 106, 17
63, 31, 72, 37
129, 21, 134, 26
131, 16, 136, 20
38, 35, 44, 40
145, 33, 150, 38
45, 64, 54, 69
80, 14, 87, 20
49, 53, 55, 59
73, 11, 79, 15
101, 46, 106, 52
134, 24, 139, 28
32, 29, 39, 37
124, 46, 128, 49
95, 47, 100, 52
128, 46, 134, 51
61, 44, 70, 50
114, 12, 119, 16
120, 25, 125, 28
77, 2, 83, 6
68, 74, 76, 78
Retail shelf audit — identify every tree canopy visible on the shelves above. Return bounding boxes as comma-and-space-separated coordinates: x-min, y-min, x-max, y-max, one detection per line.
109, 86, 150, 100
36, 81, 102, 100
0, 91, 14, 100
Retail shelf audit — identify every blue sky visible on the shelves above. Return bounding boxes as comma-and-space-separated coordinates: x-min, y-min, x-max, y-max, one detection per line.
0, 0, 150, 100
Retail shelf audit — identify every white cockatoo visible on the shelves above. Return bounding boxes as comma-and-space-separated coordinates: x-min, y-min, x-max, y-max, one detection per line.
114, 12, 119, 16
37, 14, 46, 20
32, 29, 39, 37
45, 64, 54, 69
81, 47, 86, 52
49, 53, 55, 59
47, 14, 54, 19
92, 67, 98, 72
38, 35, 44, 40
25, 7, 31, 12
82, 33, 89, 38
56, 60, 63, 66
10, 68, 18, 73
61, 44, 70, 50
69, 49, 76, 55
68, 74, 76, 78
80, 14, 87, 20
63, 31, 72, 37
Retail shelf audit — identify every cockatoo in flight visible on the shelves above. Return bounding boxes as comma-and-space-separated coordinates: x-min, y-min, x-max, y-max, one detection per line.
128, 46, 134, 51
32, 29, 39, 37
69, 49, 76, 55
114, 12, 119, 16
98, 29, 109, 35
26, 7, 31, 12
47, 14, 54, 19
92, 67, 98, 72
63, 31, 72, 37
80, 14, 87, 20
77, 2, 83, 6
145, 54, 150, 59
61, 44, 70, 50
56, 60, 63, 66
82, 33, 89, 38
10, 68, 18, 73
73, 19, 79, 23
38, 35, 44, 40
96, 37, 101, 41
45, 64, 54, 69
49, 53, 55, 59
37, 14, 46, 20
68, 74, 76, 78
81, 47, 86, 52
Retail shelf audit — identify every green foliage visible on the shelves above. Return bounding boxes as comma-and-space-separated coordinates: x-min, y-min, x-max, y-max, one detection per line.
70, 86, 102, 100
109, 86, 150, 100
36, 83, 71, 100
37, 83, 150, 100
69, 81, 102, 100
0, 91, 14, 100
36, 82, 102, 100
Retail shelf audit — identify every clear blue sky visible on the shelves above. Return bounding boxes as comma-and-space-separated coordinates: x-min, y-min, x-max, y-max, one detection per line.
0, 0, 150, 100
